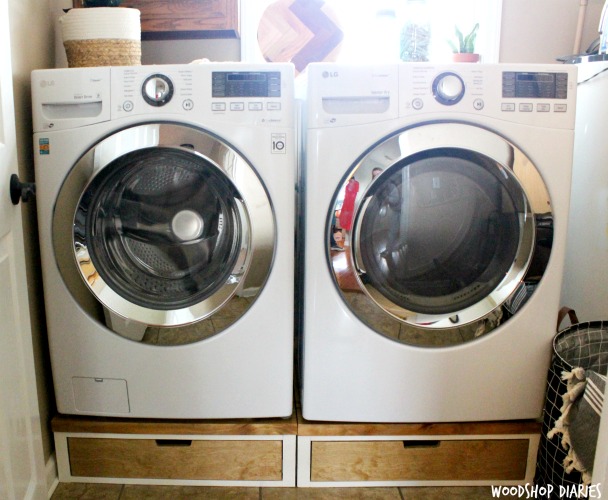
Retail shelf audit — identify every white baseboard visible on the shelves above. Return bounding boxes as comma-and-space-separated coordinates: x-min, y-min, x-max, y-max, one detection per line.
46, 453, 58, 499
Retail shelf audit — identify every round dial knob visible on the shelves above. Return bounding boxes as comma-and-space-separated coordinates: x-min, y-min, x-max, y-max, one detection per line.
432, 72, 465, 106
142, 74, 174, 106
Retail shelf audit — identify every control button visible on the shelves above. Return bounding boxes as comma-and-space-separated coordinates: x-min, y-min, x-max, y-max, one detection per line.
432, 72, 465, 106
230, 102, 245, 111
123, 100, 134, 112
142, 74, 174, 107
519, 103, 533, 112
473, 98, 484, 110
412, 98, 424, 110
182, 99, 194, 111
537, 103, 550, 112
249, 102, 263, 111
267, 102, 282, 111
501, 103, 516, 112
554, 104, 568, 112
212, 102, 226, 112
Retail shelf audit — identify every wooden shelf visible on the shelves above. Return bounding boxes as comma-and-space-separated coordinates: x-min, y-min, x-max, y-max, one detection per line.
296, 415, 541, 437
71, 0, 240, 40
52, 413, 297, 436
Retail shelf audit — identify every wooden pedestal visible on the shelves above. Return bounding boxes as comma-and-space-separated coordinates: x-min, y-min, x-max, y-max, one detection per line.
52, 411, 541, 488
52, 413, 297, 487
296, 416, 541, 488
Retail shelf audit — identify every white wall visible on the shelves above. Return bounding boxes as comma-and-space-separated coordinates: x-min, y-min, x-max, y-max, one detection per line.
500, 0, 605, 62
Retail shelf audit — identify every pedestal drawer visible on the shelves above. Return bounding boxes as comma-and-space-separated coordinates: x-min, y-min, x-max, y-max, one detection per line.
311, 438, 529, 482
68, 437, 283, 481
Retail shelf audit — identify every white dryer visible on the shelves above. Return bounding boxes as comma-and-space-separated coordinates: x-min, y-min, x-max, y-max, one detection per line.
301, 63, 577, 422
32, 63, 295, 418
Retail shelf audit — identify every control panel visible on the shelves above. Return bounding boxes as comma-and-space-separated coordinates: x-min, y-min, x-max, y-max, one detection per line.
400, 63, 577, 127
110, 65, 292, 124
31, 64, 295, 135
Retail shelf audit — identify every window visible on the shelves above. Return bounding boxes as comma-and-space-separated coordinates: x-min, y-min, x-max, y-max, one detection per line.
242, 0, 502, 68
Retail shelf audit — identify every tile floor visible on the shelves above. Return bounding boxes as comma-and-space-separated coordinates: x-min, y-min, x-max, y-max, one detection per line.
51, 483, 499, 499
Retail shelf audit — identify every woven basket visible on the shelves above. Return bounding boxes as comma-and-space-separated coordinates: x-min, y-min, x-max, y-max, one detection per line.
64, 39, 141, 67
61, 7, 141, 67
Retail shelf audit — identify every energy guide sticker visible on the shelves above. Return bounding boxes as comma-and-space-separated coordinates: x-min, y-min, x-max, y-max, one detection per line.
39, 138, 50, 155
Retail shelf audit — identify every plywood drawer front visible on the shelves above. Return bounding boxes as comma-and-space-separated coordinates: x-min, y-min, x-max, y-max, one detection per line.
68, 437, 283, 481
310, 439, 529, 482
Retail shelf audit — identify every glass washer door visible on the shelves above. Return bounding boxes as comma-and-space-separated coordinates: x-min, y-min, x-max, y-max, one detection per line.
330, 122, 551, 347
53, 123, 274, 334
76, 146, 245, 311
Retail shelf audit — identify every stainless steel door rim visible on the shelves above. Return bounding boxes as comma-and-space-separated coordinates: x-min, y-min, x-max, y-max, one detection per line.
53, 123, 274, 328
329, 122, 549, 345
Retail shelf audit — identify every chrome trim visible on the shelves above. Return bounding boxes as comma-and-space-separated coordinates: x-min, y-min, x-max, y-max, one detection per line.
329, 122, 549, 347
53, 123, 274, 335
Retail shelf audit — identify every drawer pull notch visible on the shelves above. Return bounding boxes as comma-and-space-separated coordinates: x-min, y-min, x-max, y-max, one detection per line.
402, 440, 440, 449
155, 439, 193, 447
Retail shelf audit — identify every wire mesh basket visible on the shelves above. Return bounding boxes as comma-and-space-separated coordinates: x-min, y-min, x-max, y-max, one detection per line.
535, 308, 608, 498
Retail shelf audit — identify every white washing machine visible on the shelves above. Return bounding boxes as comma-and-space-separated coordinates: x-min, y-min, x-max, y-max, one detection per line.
301, 63, 577, 422
32, 63, 295, 418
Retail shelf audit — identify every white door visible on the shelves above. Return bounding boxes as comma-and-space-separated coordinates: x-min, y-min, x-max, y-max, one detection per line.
0, 0, 46, 498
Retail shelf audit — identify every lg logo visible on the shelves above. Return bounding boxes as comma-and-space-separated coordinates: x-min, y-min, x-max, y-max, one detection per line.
40, 80, 55, 88
322, 71, 339, 78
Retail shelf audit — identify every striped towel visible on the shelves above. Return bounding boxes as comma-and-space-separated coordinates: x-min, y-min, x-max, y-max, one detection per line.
549, 368, 606, 484
569, 370, 606, 477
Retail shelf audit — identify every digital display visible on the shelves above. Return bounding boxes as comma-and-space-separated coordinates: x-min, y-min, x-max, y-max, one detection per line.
212, 71, 281, 98
227, 74, 266, 82
502, 72, 568, 99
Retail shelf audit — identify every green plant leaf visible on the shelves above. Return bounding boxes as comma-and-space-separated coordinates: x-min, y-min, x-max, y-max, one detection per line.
455, 26, 465, 52
448, 23, 479, 53
463, 23, 479, 53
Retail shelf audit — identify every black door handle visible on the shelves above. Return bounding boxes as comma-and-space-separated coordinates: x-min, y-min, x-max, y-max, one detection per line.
10, 174, 36, 205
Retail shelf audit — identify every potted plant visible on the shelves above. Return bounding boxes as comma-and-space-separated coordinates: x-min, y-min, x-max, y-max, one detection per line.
448, 23, 480, 62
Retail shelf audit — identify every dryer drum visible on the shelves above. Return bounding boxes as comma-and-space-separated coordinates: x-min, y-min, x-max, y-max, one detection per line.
74, 147, 244, 310
357, 148, 523, 315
